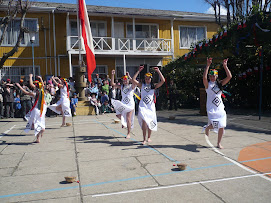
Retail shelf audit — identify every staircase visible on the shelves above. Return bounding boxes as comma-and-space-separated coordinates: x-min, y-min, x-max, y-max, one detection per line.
76, 101, 95, 115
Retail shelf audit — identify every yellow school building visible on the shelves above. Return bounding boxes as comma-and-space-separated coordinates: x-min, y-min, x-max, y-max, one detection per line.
0, 1, 223, 81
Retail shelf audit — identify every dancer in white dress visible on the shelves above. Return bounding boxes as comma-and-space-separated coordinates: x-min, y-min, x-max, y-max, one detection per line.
203, 58, 232, 149
16, 75, 47, 143
49, 77, 72, 126
111, 70, 135, 139
132, 66, 165, 145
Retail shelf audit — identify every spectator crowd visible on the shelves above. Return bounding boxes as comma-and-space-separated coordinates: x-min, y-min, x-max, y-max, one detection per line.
0, 73, 140, 119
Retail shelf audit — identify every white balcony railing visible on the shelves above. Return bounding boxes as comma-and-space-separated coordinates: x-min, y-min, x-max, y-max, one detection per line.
67, 36, 172, 54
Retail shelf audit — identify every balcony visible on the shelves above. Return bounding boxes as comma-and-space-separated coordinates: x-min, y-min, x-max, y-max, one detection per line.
67, 36, 172, 56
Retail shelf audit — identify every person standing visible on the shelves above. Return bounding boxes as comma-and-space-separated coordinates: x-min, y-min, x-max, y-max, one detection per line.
0, 82, 4, 119
132, 66, 165, 145
16, 75, 47, 143
49, 77, 72, 127
3, 79, 14, 118
111, 70, 136, 139
19, 79, 32, 121
203, 58, 232, 149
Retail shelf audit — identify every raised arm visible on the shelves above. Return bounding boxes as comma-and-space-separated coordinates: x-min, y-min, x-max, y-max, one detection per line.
131, 66, 144, 88
110, 70, 121, 89
29, 74, 35, 89
126, 72, 136, 89
203, 57, 212, 89
154, 67, 165, 89
36, 76, 44, 87
221, 59, 232, 86
52, 76, 63, 88
16, 83, 35, 97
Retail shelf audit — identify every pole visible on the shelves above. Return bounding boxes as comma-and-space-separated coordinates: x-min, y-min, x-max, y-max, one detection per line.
259, 46, 263, 120
31, 41, 35, 78
77, 0, 82, 67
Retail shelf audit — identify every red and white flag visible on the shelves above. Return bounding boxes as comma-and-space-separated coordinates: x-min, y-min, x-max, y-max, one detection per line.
78, 0, 96, 82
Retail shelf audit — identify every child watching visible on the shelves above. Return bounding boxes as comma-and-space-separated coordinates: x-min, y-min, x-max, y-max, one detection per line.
101, 100, 114, 114
89, 93, 101, 115
70, 93, 78, 116
14, 94, 21, 118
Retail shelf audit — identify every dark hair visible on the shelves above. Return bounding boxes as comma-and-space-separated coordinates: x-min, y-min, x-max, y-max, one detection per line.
143, 81, 155, 89
217, 80, 223, 91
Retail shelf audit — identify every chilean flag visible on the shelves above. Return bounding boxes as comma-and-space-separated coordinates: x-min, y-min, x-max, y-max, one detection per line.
78, 0, 96, 82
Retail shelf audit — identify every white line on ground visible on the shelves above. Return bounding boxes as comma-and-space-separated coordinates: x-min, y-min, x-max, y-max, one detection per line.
0, 125, 16, 139
92, 172, 271, 197
204, 135, 271, 182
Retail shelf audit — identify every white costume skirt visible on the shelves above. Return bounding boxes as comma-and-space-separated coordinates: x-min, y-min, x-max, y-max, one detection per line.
49, 97, 71, 117
207, 109, 227, 133
25, 105, 47, 136
138, 105, 157, 131
111, 99, 135, 129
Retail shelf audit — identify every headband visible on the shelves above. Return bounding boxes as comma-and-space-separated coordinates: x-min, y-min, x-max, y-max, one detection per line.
121, 75, 128, 80
209, 69, 218, 76
145, 73, 152, 78
34, 81, 42, 89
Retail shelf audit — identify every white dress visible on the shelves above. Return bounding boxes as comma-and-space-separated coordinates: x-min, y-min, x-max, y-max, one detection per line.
138, 83, 157, 131
49, 86, 71, 117
206, 81, 227, 133
25, 92, 47, 136
111, 84, 135, 128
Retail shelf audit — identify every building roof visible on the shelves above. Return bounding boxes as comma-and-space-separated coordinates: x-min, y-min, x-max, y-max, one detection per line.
1, 0, 226, 22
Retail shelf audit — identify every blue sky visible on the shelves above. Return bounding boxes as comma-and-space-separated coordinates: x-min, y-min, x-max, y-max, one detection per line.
36, 0, 225, 14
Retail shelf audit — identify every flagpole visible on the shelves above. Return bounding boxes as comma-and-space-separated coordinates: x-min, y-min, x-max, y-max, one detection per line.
77, 0, 82, 67
76, 0, 87, 102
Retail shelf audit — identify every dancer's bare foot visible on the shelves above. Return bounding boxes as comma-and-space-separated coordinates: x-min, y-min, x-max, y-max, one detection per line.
147, 138, 152, 143
126, 134, 130, 139
61, 124, 65, 127
34, 139, 40, 143
142, 140, 147, 145
217, 144, 224, 149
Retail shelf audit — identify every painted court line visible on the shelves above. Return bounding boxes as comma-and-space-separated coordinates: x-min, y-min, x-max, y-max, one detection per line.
204, 135, 271, 182
1, 156, 270, 199
92, 172, 271, 197
0, 125, 16, 139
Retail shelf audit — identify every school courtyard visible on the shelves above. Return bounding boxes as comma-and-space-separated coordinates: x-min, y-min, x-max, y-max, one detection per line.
0, 109, 271, 202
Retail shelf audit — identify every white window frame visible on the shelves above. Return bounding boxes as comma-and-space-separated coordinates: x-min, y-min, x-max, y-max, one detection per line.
0, 18, 39, 47
0, 66, 40, 82
91, 65, 108, 79
179, 25, 207, 49
69, 20, 107, 37
126, 23, 159, 38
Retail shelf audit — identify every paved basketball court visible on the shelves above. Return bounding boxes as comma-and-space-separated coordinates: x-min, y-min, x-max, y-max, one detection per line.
0, 109, 271, 202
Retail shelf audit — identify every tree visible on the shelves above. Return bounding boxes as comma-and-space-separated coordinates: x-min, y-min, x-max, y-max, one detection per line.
0, 0, 31, 68
206, 0, 271, 26
205, 0, 222, 27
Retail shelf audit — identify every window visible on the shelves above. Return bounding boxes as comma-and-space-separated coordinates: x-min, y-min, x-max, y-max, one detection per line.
91, 65, 108, 79
116, 66, 138, 79
0, 18, 39, 46
179, 26, 206, 48
0, 66, 40, 82
126, 24, 158, 38
91, 22, 106, 37
70, 21, 106, 37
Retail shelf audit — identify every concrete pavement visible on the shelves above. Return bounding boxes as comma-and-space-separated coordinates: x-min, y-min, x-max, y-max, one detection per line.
0, 109, 271, 202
